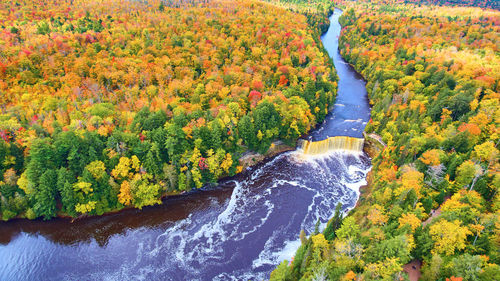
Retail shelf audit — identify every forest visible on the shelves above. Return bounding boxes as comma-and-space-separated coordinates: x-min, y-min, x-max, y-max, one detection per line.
405, 0, 500, 10
271, 0, 499, 280
0, 0, 337, 220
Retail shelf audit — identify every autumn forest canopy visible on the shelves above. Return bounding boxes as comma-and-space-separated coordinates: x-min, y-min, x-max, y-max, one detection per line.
0, 0, 337, 220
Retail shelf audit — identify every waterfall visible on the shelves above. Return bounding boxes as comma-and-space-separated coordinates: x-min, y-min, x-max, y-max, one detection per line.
298, 136, 364, 155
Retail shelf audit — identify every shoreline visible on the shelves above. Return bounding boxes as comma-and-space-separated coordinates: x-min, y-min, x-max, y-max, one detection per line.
1, 140, 296, 224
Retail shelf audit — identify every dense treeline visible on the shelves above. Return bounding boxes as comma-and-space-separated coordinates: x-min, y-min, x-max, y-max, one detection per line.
0, 0, 337, 220
405, 0, 500, 10
272, 1, 499, 280
267, 0, 336, 34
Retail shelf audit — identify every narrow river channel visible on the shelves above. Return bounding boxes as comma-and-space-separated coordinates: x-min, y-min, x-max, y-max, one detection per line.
0, 9, 371, 281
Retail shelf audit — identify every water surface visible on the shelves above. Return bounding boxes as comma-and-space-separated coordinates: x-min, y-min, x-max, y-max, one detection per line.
309, 9, 370, 141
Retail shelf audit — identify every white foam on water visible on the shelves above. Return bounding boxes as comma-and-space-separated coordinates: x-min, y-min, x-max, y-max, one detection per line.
348, 164, 365, 174
296, 149, 365, 160
92, 147, 371, 281
274, 239, 302, 263
230, 198, 274, 241
253, 236, 302, 269
254, 151, 368, 261
341, 177, 365, 194
343, 118, 363, 123
246, 152, 370, 279
213, 273, 240, 281
144, 163, 307, 275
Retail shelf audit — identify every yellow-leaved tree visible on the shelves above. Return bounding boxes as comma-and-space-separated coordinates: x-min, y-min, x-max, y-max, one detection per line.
118, 181, 132, 206
429, 219, 472, 256
398, 213, 421, 232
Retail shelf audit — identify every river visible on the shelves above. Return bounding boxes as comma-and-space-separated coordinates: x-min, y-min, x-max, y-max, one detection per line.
0, 9, 371, 281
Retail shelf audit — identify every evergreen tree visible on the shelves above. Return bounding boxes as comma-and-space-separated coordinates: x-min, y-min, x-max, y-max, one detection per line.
33, 169, 58, 220
57, 168, 77, 216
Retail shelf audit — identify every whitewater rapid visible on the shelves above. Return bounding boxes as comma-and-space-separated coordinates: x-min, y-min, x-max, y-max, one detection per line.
56, 151, 370, 281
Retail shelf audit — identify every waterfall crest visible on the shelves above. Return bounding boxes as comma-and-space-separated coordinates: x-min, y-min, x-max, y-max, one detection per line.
298, 136, 364, 155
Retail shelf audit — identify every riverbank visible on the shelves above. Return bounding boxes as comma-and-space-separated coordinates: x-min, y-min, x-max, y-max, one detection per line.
239, 141, 295, 170
63, 141, 295, 223
356, 134, 383, 209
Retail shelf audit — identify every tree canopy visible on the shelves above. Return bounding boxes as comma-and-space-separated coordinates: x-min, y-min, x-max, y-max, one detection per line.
0, 0, 337, 220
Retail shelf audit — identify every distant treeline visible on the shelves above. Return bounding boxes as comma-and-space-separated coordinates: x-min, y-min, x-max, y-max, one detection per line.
405, 0, 500, 10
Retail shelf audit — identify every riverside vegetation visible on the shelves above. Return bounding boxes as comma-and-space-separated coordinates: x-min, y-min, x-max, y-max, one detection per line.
0, 0, 338, 220
271, 0, 499, 280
